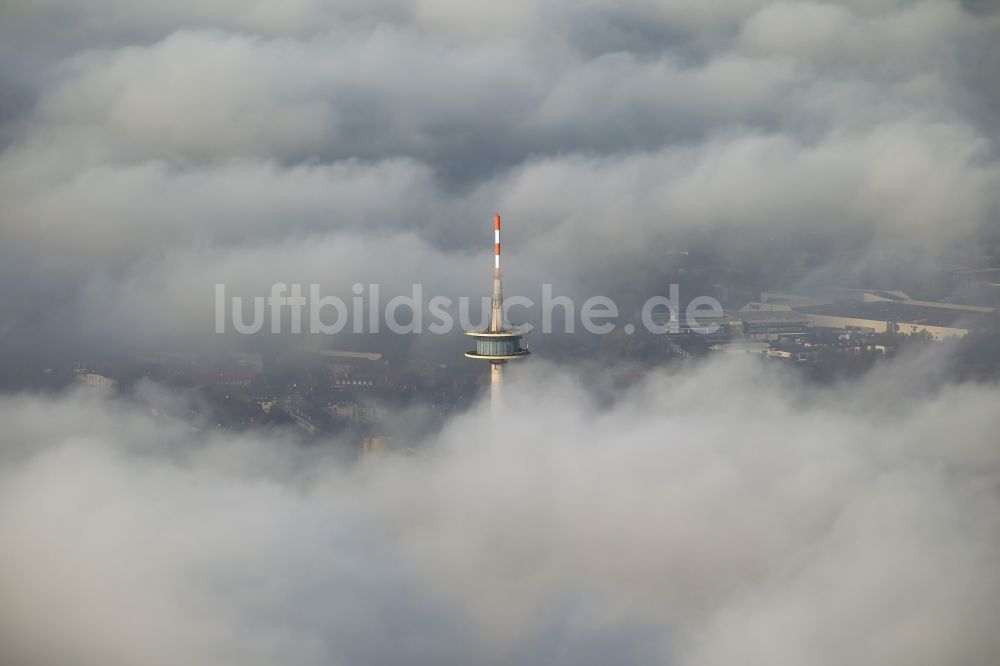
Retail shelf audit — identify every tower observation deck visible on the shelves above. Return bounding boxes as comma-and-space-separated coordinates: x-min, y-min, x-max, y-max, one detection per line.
465, 213, 529, 413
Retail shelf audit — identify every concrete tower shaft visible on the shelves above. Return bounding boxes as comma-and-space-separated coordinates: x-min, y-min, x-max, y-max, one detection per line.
491, 362, 503, 418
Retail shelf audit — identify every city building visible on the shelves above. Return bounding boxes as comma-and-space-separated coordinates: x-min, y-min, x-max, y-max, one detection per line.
73, 369, 119, 391
657, 312, 743, 342
759, 289, 1000, 340
797, 302, 977, 340
736, 305, 812, 341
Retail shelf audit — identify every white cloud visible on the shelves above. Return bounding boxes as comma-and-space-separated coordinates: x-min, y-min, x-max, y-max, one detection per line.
1, 355, 998, 664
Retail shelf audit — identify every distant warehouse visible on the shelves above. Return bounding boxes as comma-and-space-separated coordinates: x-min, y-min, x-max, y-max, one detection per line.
759, 290, 1000, 340
735, 308, 811, 341
660, 291, 999, 343
796, 303, 984, 340
654, 308, 811, 342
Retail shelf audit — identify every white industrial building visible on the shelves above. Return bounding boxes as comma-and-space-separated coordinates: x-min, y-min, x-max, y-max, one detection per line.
759, 289, 998, 340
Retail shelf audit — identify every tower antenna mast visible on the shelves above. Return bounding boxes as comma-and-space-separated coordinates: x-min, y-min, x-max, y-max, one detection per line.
465, 213, 530, 417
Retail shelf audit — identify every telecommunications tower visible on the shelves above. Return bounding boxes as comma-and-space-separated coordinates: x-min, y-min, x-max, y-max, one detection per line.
465, 213, 530, 415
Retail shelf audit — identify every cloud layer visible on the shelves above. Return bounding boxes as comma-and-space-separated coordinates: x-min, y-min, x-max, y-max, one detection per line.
1, 354, 998, 665
1, 1, 999, 358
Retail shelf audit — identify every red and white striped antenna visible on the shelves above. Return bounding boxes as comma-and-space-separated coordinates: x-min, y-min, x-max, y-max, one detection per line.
494, 212, 501, 272
490, 212, 504, 332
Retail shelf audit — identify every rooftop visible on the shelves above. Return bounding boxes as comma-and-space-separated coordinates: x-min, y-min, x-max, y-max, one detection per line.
731, 310, 811, 323
798, 302, 1000, 329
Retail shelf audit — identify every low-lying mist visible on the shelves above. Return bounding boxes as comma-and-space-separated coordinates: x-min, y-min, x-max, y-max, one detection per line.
2, 351, 998, 666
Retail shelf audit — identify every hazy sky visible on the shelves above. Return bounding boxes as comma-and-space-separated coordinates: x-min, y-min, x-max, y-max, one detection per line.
0, 0, 999, 359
